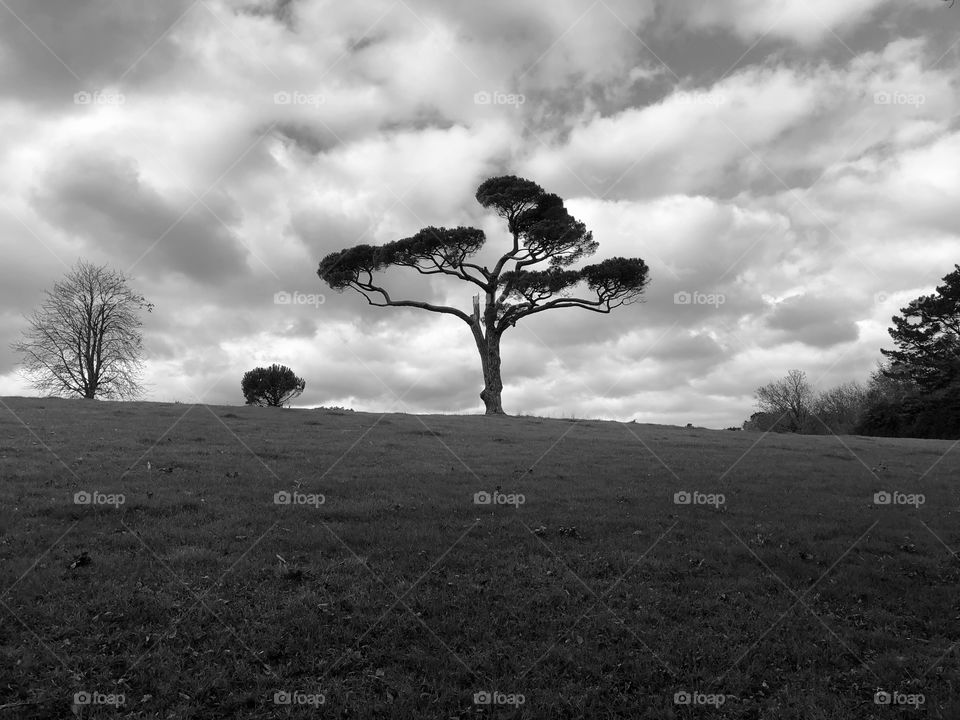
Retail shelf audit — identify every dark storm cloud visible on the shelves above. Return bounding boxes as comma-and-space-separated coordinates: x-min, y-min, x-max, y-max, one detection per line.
288, 207, 373, 259
378, 108, 458, 134
239, 0, 299, 29
0, 240, 68, 312
347, 35, 385, 54
278, 316, 318, 338
0, 0, 195, 105
274, 123, 339, 155
765, 294, 860, 348
646, 331, 727, 364
31, 149, 249, 282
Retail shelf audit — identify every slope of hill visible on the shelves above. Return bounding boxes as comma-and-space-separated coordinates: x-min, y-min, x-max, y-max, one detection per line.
1, 396, 957, 718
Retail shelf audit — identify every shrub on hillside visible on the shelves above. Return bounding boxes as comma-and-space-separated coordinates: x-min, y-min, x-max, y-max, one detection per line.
241, 364, 305, 407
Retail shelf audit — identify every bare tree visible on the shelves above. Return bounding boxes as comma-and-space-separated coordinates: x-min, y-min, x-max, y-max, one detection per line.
755, 369, 813, 431
811, 380, 868, 434
12, 260, 153, 399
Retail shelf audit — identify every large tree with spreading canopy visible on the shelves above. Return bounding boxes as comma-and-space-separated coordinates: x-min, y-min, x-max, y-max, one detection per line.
318, 175, 649, 415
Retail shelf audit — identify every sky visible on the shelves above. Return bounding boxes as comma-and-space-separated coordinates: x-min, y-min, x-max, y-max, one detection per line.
0, 0, 958, 427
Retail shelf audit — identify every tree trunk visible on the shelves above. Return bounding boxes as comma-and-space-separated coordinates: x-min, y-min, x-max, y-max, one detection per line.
471, 308, 506, 415
479, 337, 505, 415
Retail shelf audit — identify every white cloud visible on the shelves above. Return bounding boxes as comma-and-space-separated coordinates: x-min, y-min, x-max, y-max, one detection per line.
679, 0, 888, 45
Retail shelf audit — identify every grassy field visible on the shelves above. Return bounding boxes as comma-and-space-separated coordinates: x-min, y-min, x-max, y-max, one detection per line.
1, 396, 958, 719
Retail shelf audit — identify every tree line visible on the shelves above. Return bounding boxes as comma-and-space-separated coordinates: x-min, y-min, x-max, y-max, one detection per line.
747, 265, 960, 439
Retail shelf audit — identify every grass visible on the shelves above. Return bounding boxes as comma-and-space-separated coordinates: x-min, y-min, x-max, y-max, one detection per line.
1, 396, 959, 718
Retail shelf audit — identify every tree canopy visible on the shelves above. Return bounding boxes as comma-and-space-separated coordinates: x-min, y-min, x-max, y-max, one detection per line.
318, 176, 649, 328
881, 264, 960, 391
241, 364, 306, 407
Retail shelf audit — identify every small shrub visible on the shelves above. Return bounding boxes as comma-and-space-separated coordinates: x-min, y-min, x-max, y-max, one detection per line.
241, 364, 305, 407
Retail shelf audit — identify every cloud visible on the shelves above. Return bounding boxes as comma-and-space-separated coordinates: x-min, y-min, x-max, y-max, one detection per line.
32, 148, 250, 282
0, 0, 196, 106
240, 0, 299, 29
678, 0, 885, 44
765, 294, 859, 348
523, 37, 956, 202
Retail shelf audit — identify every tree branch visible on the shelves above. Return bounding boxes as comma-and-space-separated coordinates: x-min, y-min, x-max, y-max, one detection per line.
350, 281, 473, 324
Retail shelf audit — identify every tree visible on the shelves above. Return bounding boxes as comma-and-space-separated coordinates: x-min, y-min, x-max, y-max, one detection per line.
857, 360, 960, 439
880, 265, 960, 391
754, 369, 813, 432
810, 380, 868, 434
865, 360, 917, 406
241, 364, 305, 407
742, 411, 793, 433
317, 175, 649, 415
12, 260, 152, 399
